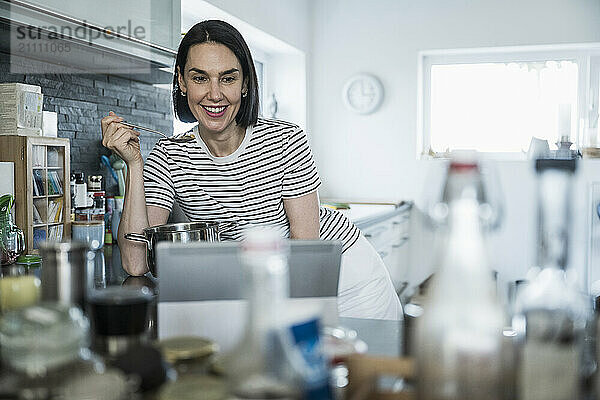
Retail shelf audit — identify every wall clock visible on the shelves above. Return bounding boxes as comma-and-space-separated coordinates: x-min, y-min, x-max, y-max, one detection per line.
342, 73, 384, 115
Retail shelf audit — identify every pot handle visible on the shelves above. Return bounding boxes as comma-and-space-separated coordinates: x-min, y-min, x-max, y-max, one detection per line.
219, 221, 238, 233
124, 233, 151, 249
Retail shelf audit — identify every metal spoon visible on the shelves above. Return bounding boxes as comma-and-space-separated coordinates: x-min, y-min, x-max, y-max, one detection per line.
121, 121, 195, 143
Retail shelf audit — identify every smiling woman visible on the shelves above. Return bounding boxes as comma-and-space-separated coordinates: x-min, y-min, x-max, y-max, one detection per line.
176, 42, 247, 154
101, 19, 402, 321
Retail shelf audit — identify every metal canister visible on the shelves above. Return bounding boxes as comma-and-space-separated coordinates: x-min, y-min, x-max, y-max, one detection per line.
38, 241, 94, 310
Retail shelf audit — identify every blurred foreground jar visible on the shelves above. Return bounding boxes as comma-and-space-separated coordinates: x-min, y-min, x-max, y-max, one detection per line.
513, 159, 592, 400
0, 263, 40, 313
0, 302, 133, 399
156, 336, 225, 400
415, 158, 504, 400
39, 241, 94, 311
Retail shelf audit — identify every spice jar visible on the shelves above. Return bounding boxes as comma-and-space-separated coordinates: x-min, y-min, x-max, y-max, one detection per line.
156, 336, 224, 400
158, 336, 219, 377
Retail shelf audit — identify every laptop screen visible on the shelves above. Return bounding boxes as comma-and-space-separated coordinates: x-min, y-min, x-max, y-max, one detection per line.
156, 240, 343, 302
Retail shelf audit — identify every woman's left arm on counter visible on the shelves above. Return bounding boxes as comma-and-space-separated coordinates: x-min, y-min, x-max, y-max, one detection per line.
283, 191, 320, 239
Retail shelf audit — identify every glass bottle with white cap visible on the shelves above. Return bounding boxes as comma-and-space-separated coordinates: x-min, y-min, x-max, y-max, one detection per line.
513, 158, 592, 400
224, 227, 333, 400
415, 154, 505, 400
224, 227, 300, 399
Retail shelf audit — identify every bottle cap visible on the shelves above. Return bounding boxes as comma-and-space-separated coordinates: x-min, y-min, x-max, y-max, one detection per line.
448, 150, 479, 171
535, 158, 576, 173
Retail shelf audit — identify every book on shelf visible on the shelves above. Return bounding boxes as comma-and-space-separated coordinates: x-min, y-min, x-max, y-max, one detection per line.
32, 170, 44, 196
48, 224, 63, 241
32, 228, 46, 249
47, 170, 63, 195
48, 198, 63, 223
32, 203, 43, 224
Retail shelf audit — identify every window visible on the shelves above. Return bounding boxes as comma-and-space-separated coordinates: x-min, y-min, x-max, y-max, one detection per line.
418, 44, 600, 158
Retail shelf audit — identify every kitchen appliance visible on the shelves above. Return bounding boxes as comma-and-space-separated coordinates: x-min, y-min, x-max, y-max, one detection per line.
124, 221, 236, 276
38, 241, 94, 310
156, 240, 342, 352
0, 194, 25, 265
156, 240, 342, 302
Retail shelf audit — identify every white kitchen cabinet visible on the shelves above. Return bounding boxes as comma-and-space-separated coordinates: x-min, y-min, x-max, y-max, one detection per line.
1, 0, 180, 71
354, 202, 412, 294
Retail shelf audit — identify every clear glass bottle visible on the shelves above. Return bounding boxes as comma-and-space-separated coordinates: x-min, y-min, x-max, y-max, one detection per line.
415, 158, 504, 400
223, 227, 300, 399
224, 227, 333, 399
513, 159, 592, 400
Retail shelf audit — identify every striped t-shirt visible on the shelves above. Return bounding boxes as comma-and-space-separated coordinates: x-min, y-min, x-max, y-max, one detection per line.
143, 117, 360, 252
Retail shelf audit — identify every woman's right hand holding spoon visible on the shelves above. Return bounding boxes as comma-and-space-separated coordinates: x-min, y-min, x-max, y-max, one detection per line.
101, 111, 143, 167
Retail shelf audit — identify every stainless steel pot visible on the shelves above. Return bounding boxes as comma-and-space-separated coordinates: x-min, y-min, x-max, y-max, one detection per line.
124, 221, 236, 276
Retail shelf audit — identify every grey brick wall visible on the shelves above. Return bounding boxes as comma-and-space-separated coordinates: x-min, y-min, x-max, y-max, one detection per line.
0, 51, 173, 196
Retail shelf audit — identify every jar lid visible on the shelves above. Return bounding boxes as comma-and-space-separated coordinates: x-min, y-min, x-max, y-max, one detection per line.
72, 220, 104, 226
158, 336, 218, 364
158, 375, 226, 400
16, 254, 42, 264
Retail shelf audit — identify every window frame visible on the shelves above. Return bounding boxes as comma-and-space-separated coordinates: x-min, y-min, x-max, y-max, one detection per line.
249, 46, 269, 117
417, 43, 600, 160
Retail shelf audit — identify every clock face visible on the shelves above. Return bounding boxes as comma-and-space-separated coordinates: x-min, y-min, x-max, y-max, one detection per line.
342, 74, 384, 114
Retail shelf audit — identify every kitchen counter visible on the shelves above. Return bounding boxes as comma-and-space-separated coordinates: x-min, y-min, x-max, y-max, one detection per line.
350, 201, 412, 231
322, 201, 412, 231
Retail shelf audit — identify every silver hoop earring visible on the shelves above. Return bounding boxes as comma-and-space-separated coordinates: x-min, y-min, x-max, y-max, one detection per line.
181, 91, 187, 97
242, 91, 247, 98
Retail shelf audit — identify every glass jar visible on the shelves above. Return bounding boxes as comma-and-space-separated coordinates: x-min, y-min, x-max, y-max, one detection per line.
0, 302, 134, 399
156, 336, 224, 400
16, 254, 42, 278
158, 336, 219, 378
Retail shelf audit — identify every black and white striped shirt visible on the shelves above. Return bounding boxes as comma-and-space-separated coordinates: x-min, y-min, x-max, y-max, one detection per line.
143, 117, 360, 252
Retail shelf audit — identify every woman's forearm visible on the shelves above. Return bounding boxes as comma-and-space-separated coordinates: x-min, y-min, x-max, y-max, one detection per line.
117, 161, 150, 276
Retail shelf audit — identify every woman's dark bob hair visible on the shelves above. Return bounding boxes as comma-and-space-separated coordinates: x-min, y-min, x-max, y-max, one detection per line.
173, 20, 259, 127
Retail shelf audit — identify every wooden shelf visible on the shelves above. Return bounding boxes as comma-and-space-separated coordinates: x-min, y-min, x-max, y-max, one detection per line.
0, 136, 71, 253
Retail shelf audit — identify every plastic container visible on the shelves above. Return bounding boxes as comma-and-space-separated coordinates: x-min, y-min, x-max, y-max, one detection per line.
112, 196, 124, 240
72, 220, 105, 250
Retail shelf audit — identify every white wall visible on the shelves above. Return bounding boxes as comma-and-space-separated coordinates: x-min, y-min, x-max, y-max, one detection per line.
310, 0, 600, 289
202, 0, 312, 53
310, 0, 600, 201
